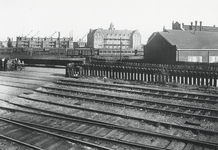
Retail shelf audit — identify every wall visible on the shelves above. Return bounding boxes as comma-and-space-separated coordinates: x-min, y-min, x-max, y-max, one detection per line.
144, 33, 176, 64
177, 50, 218, 63
132, 31, 141, 50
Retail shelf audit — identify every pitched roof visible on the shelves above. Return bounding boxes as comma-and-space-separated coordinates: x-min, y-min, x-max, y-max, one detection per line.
158, 30, 218, 50
97, 29, 136, 38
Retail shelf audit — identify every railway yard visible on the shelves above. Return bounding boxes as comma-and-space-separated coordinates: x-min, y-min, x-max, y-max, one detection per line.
0, 67, 218, 150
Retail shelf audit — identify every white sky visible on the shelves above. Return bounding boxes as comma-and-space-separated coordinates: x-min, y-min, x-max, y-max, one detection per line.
1, 0, 218, 43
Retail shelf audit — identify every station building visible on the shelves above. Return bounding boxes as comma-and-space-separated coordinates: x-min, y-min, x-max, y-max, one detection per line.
144, 29, 218, 64
87, 23, 141, 51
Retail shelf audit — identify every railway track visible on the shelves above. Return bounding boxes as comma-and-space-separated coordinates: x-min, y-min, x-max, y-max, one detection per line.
0, 116, 110, 150
1, 70, 218, 149
37, 84, 218, 123
0, 99, 217, 150
57, 79, 218, 104
2, 91, 218, 142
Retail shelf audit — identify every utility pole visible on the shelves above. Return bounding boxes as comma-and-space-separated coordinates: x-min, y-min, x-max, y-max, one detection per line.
58, 32, 60, 60
120, 37, 122, 62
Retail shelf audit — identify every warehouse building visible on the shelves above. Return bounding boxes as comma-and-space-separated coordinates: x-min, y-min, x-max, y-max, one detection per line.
144, 29, 218, 63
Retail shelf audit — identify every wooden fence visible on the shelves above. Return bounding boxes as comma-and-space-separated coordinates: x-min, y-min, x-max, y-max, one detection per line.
81, 64, 218, 87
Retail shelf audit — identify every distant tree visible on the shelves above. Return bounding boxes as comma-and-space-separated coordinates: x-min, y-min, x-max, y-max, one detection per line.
7, 38, 13, 48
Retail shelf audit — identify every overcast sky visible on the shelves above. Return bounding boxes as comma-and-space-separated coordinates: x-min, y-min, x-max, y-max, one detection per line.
1, 0, 218, 43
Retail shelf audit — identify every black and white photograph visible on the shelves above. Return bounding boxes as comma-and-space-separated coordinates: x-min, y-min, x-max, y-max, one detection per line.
0, 0, 218, 149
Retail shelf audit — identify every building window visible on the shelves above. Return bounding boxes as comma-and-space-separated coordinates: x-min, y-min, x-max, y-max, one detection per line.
209, 56, 218, 63
188, 56, 202, 62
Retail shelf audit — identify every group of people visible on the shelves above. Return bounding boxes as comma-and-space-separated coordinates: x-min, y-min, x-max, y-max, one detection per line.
66, 62, 82, 77
5, 58, 24, 71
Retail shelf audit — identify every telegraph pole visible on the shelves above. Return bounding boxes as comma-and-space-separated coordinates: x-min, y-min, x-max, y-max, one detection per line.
58, 32, 60, 60
120, 37, 122, 62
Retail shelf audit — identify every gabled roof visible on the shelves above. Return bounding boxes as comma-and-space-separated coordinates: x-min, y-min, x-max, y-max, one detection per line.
99, 29, 136, 38
89, 28, 139, 39
158, 30, 218, 50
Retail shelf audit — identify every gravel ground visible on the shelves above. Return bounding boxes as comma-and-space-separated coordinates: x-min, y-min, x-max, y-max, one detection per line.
9, 94, 216, 143
2, 74, 218, 149
21, 88, 218, 133
0, 139, 32, 150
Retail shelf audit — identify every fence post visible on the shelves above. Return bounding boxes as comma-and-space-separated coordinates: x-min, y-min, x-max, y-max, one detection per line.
144, 68, 147, 82
188, 71, 192, 85
209, 72, 213, 86
128, 67, 131, 81
193, 71, 197, 85
169, 70, 173, 83
181, 70, 184, 84
205, 72, 209, 86
136, 67, 139, 81
177, 70, 181, 84
184, 71, 188, 84
201, 72, 205, 86
140, 67, 144, 81
148, 68, 152, 82
197, 72, 201, 86
90, 64, 94, 76
110, 66, 113, 79
214, 73, 217, 87
121, 66, 124, 79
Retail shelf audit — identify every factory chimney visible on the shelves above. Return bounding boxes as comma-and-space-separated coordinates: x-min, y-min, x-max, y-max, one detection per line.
200, 21, 202, 31
172, 21, 174, 29
195, 21, 197, 31
190, 22, 193, 30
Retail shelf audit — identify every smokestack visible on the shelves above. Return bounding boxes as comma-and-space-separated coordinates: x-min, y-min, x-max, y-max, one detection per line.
195, 21, 197, 31
190, 22, 193, 30
172, 21, 174, 29
200, 21, 202, 31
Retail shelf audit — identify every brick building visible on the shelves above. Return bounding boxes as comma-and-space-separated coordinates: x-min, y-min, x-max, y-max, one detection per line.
87, 23, 141, 51
172, 21, 218, 32
144, 29, 218, 63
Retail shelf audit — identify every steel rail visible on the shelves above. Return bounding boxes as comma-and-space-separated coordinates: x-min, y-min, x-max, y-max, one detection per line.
0, 134, 43, 150
0, 100, 217, 148
47, 84, 218, 114
1, 117, 164, 150
58, 79, 218, 103
38, 86, 218, 121
17, 95, 218, 136
0, 117, 112, 150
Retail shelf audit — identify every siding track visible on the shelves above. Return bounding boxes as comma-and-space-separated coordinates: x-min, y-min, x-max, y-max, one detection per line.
1, 70, 218, 149
57, 79, 218, 104
0, 101, 217, 150
37, 85, 218, 122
